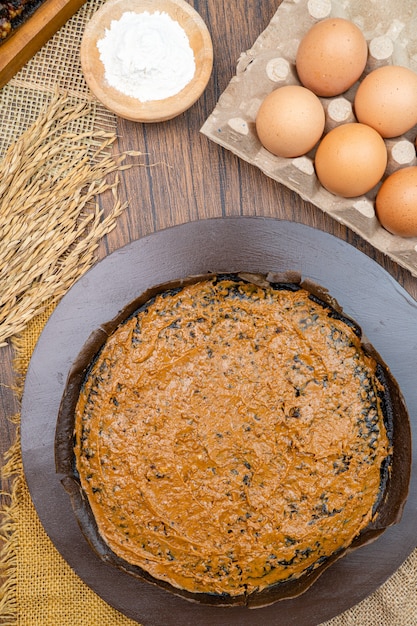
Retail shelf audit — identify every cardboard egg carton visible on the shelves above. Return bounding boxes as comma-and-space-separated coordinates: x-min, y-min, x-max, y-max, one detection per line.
201, 0, 417, 277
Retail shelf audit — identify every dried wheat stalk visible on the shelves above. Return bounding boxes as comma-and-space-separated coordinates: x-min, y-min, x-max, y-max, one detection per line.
0, 91, 142, 347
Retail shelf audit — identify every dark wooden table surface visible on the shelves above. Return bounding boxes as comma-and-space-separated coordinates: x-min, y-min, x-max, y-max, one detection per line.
1, 0, 416, 540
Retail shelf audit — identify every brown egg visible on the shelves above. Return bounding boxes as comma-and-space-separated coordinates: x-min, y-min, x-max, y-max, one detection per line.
354, 65, 417, 138
255, 85, 325, 158
375, 167, 417, 237
296, 18, 368, 97
315, 123, 387, 197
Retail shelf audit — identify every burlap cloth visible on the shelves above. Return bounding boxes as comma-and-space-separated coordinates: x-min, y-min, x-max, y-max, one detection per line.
0, 1, 416, 625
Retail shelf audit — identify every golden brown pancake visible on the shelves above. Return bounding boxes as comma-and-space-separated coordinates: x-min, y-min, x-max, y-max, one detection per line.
73, 275, 392, 598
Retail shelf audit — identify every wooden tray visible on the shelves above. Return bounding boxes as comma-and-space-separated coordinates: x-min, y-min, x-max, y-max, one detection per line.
21, 218, 417, 625
0, 0, 86, 89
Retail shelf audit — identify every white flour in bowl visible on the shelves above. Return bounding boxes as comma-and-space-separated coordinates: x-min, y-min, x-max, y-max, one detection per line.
97, 10, 196, 102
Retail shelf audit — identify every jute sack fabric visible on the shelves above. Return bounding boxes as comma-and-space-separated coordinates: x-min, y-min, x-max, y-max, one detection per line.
0, 1, 115, 158
0, 0, 143, 347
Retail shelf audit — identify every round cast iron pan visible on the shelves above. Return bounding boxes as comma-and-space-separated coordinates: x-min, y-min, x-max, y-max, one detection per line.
55, 270, 410, 608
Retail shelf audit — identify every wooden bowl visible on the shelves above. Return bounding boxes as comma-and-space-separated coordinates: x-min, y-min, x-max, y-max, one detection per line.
80, 0, 213, 122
